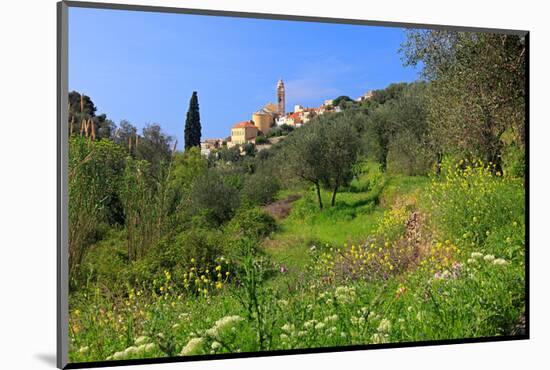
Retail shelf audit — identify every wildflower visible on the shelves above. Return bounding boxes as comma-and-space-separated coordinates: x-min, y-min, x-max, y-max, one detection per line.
315, 322, 326, 330
280, 333, 289, 341
340, 332, 347, 338
297, 331, 307, 337
278, 299, 289, 307
172, 323, 180, 330
325, 314, 338, 322
77, 346, 89, 354
467, 258, 476, 264
205, 315, 243, 338
483, 254, 495, 262
124, 346, 139, 356
112, 351, 126, 360
493, 258, 508, 266
211, 341, 222, 350
144, 343, 156, 352
280, 265, 287, 273
471, 252, 483, 258
371, 332, 389, 344
377, 319, 391, 333
281, 323, 295, 332
395, 286, 407, 298
180, 338, 204, 356
134, 336, 149, 345
335, 286, 356, 304
215, 282, 223, 290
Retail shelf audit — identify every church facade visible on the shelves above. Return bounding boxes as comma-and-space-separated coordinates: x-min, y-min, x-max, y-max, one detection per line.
229, 79, 286, 146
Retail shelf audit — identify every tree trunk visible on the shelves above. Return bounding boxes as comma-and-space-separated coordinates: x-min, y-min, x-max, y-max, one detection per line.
331, 184, 339, 207
315, 182, 323, 210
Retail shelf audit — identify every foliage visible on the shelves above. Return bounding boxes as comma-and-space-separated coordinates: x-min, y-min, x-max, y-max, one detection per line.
135, 124, 174, 171
184, 91, 201, 150
68, 137, 125, 281
255, 135, 269, 145
189, 169, 240, 225
426, 157, 525, 249
362, 82, 431, 173
401, 31, 526, 171
241, 169, 280, 206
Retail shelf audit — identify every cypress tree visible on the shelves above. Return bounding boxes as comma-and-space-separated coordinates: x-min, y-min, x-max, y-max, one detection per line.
184, 91, 201, 150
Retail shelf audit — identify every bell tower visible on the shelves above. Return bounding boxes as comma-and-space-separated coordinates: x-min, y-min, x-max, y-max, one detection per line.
277, 79, 285, 116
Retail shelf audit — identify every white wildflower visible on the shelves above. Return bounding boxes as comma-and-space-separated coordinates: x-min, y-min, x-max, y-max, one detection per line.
282, 323, 295, 333
124, 346, 139, 356
493, 258, 508, 265
335, 286, 356, 304
371, 332, 389, 344
205, 315, 243, 338
180, 337, 204, 356
483, 254, 495, 262
277, 299, 289, 307
144, 343, 156, 352
315, 322, 326, 330
134, 336, 149, 345
112, 351, 126, 360
471, 252, 483, 259
211, 341, 222, 350
377, 318, 392, 333
78, 346, 89, 354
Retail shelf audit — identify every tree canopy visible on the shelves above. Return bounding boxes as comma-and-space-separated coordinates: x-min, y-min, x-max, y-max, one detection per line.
184, 91, 202, 150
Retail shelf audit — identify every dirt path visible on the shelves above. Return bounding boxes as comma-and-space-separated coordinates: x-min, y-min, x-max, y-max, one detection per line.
263, 194, 301, 220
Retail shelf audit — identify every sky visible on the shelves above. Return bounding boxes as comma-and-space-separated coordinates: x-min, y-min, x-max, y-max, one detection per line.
69, 7, 421, 148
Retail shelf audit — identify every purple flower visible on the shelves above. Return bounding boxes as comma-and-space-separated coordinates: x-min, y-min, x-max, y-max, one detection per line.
280, 266, 287, 273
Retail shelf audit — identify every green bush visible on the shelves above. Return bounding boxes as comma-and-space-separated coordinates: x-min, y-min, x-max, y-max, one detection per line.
241, 171, 280, 206
255, 135, 269, 145
190, 170, 240, 225
225, 207, 277, 242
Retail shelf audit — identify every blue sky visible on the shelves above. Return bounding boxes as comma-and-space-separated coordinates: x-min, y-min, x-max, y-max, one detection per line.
69, 7, 420, 147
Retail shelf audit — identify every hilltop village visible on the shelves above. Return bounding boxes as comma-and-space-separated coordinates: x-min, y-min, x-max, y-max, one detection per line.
200, 79, 373, 156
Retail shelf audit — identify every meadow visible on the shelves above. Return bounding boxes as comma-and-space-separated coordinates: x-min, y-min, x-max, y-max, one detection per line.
68, 158, 525, 362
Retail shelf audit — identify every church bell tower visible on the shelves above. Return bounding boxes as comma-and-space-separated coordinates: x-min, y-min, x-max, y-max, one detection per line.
277, 79, 285, 116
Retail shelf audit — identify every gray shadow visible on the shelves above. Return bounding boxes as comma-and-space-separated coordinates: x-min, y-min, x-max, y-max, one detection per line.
35, 353, 57, 367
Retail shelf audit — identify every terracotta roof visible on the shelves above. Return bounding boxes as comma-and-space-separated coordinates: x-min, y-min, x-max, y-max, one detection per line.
232, 121, 257, 129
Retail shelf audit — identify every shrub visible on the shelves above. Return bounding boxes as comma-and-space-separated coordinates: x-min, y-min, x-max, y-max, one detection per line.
190, 170, 240, 225
241, 171, 280, 206
225, 207, 277, 243
255, 135, 269, 145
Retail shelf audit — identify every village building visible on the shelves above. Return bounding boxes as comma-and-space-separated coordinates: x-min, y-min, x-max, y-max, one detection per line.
200, 138, 223, 156
230, 121, 258, 145
356, 90, 374, 102
252, 104, 278, 133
